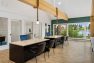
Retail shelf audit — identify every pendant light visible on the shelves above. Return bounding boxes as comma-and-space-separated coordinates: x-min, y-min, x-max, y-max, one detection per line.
36, 0, 39, 24
56, 7, 58, 25
56, 7, 58, 35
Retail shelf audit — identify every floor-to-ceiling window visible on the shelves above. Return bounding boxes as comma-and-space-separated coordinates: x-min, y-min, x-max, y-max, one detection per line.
53, 22, 90, 39
68, 22, 90, 39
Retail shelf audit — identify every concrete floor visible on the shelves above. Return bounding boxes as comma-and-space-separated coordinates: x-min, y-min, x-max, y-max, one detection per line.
0, 39, 93, 63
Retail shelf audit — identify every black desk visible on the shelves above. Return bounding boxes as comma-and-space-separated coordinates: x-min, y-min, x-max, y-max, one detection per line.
9, 39, 49, 63
45, 36, 63, 48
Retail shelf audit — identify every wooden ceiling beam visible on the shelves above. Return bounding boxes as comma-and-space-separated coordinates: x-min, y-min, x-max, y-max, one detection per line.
19, 0, 68, 20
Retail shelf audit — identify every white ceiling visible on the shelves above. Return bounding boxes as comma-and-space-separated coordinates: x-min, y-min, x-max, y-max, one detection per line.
0, 0, 92, 19
46, 0, 92, 18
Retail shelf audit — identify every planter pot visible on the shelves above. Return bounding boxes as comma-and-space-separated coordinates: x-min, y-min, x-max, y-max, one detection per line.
90, 37, 94, 52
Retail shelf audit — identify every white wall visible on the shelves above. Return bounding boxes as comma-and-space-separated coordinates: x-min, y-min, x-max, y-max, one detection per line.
0, 17, 8, 42
0, 0, 51, 44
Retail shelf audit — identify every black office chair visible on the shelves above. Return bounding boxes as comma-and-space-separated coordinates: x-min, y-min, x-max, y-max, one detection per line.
45, 40, 55, 58
29, 42, 46, 63
64, 36, 69, 45
55, 38, 60, 46
66, 36, 68, 41
60, 37, 64, 48
64, 36, 68, 41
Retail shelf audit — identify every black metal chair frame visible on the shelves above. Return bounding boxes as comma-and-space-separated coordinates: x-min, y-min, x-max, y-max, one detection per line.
29, 42, 46, 63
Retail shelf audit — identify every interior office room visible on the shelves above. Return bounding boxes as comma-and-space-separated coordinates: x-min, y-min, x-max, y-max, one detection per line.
0, 0, 94, 63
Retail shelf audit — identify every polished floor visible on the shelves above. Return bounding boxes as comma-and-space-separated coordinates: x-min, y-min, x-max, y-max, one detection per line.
0, 39, 93, 63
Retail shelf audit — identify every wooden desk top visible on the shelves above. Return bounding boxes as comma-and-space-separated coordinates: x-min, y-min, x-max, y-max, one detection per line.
45, 35, 62, 38
10, 39, 49, 46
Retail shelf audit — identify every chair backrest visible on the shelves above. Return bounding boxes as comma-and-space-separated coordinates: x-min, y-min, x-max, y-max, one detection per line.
36, 42, 46, 55
49, 40, 55, 48
61, 37, 64, 42
59, 37, 64, 44
20, 35, 29, 41
64, 36, 68, 41
66, 36, 68, 41
64, 36, 66, 41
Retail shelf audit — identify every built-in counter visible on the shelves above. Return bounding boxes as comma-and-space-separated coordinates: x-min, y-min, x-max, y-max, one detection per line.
9, 38, 49, 63
45, 35, 63, 39
10, 39, 49, 46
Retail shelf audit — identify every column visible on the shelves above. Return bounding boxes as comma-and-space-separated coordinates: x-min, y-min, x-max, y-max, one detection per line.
8, 19, 11, 44
90, 0, 94, 37
21, 20, 25, 35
